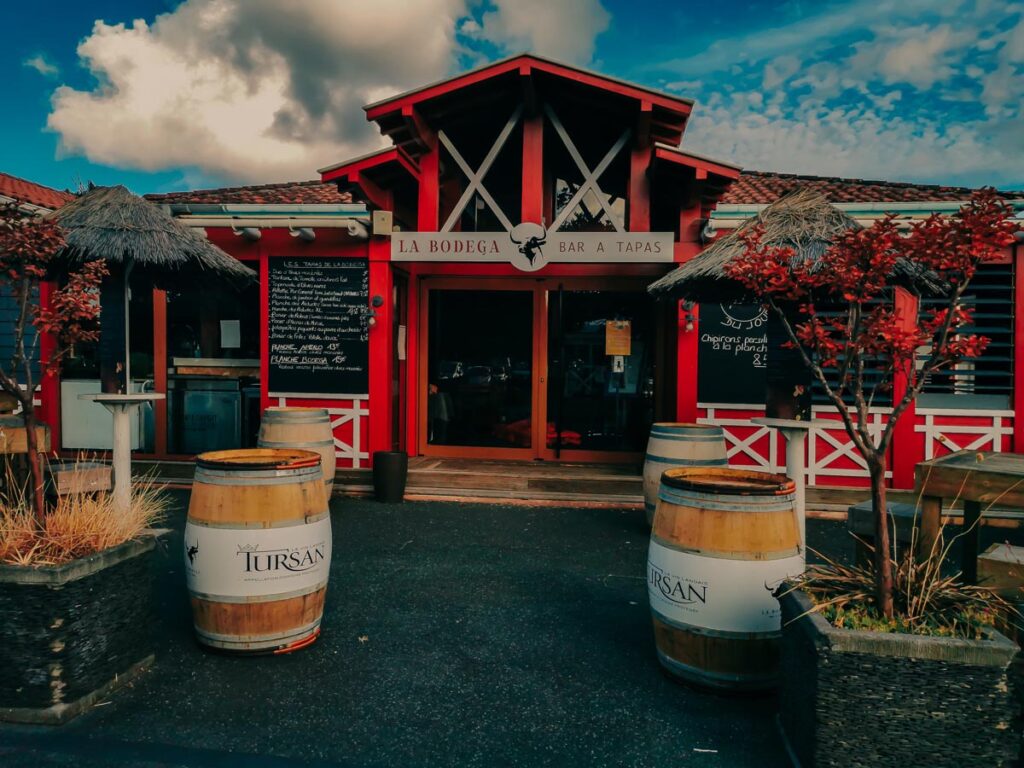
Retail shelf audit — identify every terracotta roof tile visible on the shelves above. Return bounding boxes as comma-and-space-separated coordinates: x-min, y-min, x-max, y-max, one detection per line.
721, 170, 1024, 205
0, 172, 74, 210
145, 179, 352, 205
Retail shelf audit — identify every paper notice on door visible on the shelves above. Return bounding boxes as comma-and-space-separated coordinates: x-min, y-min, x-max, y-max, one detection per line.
220, 319, 241, 349
397, 324, 407, 361
606, 320, 631, 356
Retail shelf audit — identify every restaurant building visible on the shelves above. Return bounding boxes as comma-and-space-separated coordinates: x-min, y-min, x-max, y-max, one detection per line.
21, 55, 1024, 489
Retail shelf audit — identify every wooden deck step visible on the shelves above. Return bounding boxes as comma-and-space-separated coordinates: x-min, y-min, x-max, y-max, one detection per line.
335, 459, 644, 502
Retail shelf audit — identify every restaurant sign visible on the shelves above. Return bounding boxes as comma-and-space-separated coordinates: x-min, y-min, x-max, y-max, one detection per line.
391, 224, 674, 272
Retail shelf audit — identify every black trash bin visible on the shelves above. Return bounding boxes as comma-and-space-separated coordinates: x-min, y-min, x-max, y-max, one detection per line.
373, 451, 408, 503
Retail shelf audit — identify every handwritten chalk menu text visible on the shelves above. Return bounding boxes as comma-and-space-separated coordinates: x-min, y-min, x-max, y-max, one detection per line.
697, 303, 768, 404
269, 258, 369, 394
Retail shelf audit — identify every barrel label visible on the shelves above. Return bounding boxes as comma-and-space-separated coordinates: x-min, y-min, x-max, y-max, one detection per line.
184, 518, 332, 599
647, 540, 804, 633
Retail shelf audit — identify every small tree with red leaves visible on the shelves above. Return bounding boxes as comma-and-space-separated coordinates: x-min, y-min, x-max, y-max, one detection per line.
0, 203, 106, 524
725, 190, 1019, 618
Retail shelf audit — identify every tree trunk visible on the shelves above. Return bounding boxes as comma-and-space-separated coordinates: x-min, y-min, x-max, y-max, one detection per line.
21, 403, 46, 526
870, 455, 895, 618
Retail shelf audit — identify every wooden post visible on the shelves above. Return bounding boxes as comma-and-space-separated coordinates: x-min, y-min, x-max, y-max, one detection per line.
522, 113, 544, 224
259, 246, 271, 415
629, 147, 651, 232
919, 495, 942, 561
38, 280, 60, 450
152, 288, 168, 456
416, 112, 439, 232
676, 301, 699, 423
367, 239, 393, 461
99, 271, 127, 394
961, 499, 982, 584
1013, 245, 1024, 452
891, 287, 919, 488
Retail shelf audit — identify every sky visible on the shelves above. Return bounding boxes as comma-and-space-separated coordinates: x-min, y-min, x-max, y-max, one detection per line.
2, 0, 1022, 196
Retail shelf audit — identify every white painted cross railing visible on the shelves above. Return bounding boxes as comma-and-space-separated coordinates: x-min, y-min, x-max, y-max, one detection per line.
805, 406, 891, 485
698, 403, 893, 484
698, 403, 782, 473
276, 396, 370, 468
915, 407, 1013, 460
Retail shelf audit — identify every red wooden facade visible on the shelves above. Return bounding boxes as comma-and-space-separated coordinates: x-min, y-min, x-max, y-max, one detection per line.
28, 55, 1024, 489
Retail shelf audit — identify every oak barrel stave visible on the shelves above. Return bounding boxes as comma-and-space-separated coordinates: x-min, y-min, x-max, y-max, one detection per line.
647, 467, 803, 691
258, 407, 337, 498
643, 423, 727, 526
185, 448, 331, 654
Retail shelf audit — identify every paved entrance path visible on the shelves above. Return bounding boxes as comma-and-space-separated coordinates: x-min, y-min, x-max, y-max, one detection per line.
3, 494, 1018, 767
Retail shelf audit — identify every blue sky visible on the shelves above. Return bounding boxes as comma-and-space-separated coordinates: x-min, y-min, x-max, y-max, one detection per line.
3, 0, 1022, 195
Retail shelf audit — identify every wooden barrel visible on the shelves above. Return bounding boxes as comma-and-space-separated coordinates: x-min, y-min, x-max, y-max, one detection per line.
258, 407, 336, 499
185, 448, 331, 654
643, 423, 727, 525
647, 467, 803, 691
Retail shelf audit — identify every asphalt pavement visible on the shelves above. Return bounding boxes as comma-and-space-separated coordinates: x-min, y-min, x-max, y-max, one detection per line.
1, 493, 1020, 767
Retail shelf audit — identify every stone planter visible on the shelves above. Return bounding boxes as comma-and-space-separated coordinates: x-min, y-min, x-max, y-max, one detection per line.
0, 536, 157, 724
778, 588, 1020, 768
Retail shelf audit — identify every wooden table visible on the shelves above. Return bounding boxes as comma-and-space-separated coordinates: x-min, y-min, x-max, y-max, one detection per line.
915, 450, 1024, 583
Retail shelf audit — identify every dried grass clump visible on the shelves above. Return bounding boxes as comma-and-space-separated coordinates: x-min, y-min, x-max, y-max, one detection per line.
790, 546, 1009, 640
0, 462, 168, 566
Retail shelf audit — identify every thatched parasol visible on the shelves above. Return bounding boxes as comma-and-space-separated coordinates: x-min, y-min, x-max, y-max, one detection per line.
49, 185, 255, 394
647, 187, 942, 302
46, 185, 257, 514
49, 185, 255, 288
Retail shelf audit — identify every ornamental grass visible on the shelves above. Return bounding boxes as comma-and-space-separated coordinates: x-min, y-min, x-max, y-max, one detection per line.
790, 544, 1010, 640
0, 458, 168, 566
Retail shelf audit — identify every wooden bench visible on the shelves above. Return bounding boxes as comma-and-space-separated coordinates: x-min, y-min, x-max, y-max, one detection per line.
847, 499, 1024, 566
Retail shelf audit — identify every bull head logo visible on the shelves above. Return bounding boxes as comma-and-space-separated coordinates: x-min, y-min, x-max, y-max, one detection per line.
510, 222, 547, 268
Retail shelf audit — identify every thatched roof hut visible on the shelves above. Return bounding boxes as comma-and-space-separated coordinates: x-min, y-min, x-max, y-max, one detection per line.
49, 185, 255, 287
647, 187, 940, 301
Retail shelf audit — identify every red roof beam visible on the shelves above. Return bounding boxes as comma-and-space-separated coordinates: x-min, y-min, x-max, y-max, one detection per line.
653, 145, 742, 181
319, 147, 418, 185
364, 54, 692, 125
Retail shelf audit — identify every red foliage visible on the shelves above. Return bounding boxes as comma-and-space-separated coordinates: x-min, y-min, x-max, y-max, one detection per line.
724, 190, 1018, 404
724, 189, 1019, 618
0, 203, 107, 390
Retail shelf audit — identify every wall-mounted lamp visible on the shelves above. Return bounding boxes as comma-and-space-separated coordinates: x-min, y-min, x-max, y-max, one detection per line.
232, 226, 261, 242
366, 294, 385, 327
682, 301, 695, 332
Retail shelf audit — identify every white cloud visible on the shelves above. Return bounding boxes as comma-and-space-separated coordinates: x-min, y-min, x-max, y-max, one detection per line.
46, 0, 610, 184
469, 0, 610, 63
846, 24, 972, 89
650, 0, 1023, 187
684, 94, 1023, 188
23, 53, 59, 78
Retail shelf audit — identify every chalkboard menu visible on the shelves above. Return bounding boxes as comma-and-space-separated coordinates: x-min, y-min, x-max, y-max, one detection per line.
697, 303, 767, 404
268, 258, 369, 394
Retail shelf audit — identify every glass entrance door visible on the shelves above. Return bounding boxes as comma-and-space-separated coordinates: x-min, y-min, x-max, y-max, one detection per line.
418, 277, 658, 462
544, 288, 656, 459
423, 284, 536, 456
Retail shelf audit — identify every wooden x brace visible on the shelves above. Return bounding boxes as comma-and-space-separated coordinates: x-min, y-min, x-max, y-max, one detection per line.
438, 105, 523, 233
546, 104, 631, 233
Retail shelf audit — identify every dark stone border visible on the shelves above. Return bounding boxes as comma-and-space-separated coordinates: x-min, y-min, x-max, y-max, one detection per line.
0, 536, 155, 586
0, 655, 154, 725
779, 587, 1020, 768
0, 533, 164, 724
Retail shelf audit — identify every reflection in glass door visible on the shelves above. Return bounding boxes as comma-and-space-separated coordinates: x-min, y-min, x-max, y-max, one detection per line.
547, 289, 654, 455
425, 288, 534, 450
